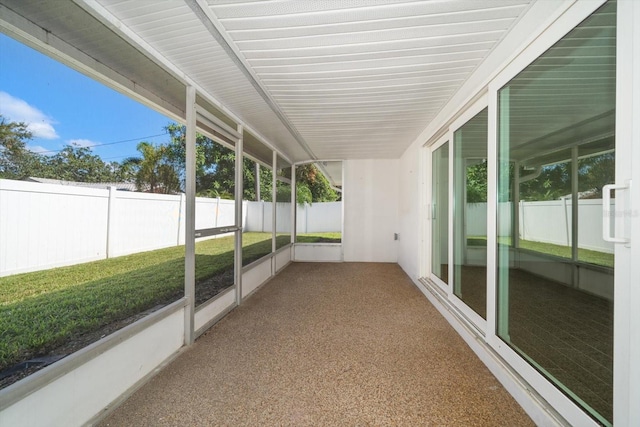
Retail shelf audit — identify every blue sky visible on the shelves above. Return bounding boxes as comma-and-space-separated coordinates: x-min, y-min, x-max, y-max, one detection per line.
0, 33, 174, 162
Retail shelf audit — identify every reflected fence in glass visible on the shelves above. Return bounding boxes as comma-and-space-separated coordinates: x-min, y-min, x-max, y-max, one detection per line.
497, 1, 616, 424
453, 108, 488, 319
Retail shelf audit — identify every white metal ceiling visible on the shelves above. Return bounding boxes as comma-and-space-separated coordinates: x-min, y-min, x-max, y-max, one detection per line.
204, 0, 533, 160
4, 0, 536, 163
92, 0, 533, 162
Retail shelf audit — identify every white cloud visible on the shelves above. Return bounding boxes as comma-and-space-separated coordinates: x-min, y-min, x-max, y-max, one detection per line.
0, 91, 59, 139
68, 138, 98, 148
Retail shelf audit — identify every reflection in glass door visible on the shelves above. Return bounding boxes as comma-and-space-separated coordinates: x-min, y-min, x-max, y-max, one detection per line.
431, 141, 449, 285
497, 1, 616, 424
453, 109, 488, 319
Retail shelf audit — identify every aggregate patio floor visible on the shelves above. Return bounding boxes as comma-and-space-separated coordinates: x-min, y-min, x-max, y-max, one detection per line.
99, 262, 533, 426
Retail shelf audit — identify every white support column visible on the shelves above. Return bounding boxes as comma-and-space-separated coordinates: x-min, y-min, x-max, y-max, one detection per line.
255, 163, 261, 201
272, 151, 277, 275
291, 164, 296, 245
235, 125, 243, 305
184, 85, 197, 346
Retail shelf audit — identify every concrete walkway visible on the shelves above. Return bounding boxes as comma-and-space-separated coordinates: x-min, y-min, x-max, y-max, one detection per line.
100, 262, 533, 426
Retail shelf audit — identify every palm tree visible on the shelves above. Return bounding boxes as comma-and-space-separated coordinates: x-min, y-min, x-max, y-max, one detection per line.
123, 141, 181, 194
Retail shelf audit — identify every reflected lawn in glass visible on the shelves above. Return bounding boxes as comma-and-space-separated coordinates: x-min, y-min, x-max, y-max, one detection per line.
467, 237, 613, 267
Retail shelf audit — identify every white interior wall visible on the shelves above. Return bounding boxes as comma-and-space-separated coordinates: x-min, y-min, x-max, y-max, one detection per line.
343, 159, 399, 263
397, 148, 421, 279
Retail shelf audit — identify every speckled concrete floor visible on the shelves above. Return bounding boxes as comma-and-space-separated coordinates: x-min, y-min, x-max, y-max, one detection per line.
99, 262, 534, 426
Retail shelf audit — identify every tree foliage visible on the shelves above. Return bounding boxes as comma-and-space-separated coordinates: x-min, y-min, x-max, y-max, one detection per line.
0, 115, 41, 180
1, 115, 121, 182
465, 161, 488, 203
123, 142, 181, 194
47, 145, 117, 183
1, 117, 342, 202
295, 164, 339, 203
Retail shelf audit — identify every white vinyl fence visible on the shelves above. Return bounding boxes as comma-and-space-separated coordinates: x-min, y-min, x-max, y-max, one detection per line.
243, 201, 342, 234
0, 179, 342, 276
467, 200, 614, 253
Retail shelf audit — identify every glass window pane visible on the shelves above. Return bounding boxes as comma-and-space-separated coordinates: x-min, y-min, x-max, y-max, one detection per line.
578, 140, 615, 267
275, 157, 291, 250
242, 156, 273, 266
497, 2, 615, 424
0, 35, 184, 387
295, 161, 342, 244
194, 137, 236, 306
453, 108, 488, 319
431, 142, 449, 284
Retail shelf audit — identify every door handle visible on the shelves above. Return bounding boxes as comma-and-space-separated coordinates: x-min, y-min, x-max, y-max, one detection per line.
602, 183, 631, 244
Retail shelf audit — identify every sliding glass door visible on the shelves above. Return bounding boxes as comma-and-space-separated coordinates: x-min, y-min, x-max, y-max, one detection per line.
429, 138, 449, 288
453, 108, 488, 322
496, 2, 616, 424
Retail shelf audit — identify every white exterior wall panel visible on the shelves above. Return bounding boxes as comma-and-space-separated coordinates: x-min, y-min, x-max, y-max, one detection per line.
343, 159, 399, 263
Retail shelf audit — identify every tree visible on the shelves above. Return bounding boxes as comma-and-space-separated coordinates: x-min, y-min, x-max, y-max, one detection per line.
465, 161, 488, 203
295, 164, 339, 203
164, 123, 274, 200
0, 115, 45, 180
161, 123, 340, 203
578, 152, 615, 197
124, 141, 181, 194
46, 145, 116, 182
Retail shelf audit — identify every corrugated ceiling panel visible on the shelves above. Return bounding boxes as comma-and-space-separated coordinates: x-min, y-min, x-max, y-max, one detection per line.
78, 0, 534, 160
206, 0, 532, 159
98, 0, 310, 162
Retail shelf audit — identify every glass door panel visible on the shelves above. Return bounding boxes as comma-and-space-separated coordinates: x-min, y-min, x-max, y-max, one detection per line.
453, 109, 488, 319
497, 1, 616, 424
431, 141, 449, 285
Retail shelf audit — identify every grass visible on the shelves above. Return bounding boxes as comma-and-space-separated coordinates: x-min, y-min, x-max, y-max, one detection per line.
297, 232, 342, 243
467, 236, 613, 267
0, 232, 337, 374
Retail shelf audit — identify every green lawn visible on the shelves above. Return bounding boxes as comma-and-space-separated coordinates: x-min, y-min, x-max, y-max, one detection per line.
0, 232, 341, 374
467, 236, 613, 267
297, 232, 342, 243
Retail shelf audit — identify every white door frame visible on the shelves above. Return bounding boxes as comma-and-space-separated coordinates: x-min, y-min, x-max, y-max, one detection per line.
613, 1, 639, 425
448, 95, 489, 332
484, 1, 617, 426
425, 134, 450, 294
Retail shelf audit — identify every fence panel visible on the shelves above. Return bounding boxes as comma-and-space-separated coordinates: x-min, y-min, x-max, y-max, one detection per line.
0, 180, 108, 276
110, 191, 183, 257
297, 202, 342, 233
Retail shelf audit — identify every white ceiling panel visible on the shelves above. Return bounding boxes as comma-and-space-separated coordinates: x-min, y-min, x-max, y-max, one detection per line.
203, 0, 532, 159
3, 0, 540, 162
